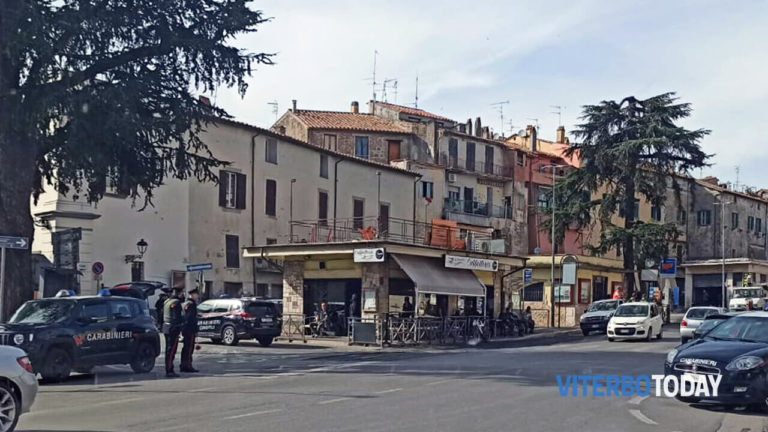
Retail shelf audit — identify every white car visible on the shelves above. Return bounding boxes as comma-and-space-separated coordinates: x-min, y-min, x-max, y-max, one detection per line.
607, 302, 663, 341
728, 287, 766, 311
679, 306, 726, 343
0, 346, 38, 432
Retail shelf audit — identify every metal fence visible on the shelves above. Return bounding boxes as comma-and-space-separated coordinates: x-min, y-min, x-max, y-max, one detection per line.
443, 198, 512, 219
437, 153, 513, 178
280, 313, 307, 343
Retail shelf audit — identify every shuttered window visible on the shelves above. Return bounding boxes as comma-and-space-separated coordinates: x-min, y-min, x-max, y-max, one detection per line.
318, 191, 328, 226
218, 170, 246, 209
265, 179, 276, 216
225, 235, 239, 268
353, 198, 364, 229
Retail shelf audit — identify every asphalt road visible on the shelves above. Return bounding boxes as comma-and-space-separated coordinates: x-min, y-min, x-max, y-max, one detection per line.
17, 326, 767, 432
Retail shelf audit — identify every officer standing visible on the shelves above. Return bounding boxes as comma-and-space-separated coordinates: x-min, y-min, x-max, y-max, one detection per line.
180, 287, 200, 373
163, 287, 185, 378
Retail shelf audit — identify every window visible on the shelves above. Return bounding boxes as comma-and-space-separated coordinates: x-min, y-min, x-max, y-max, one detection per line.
265, 179, 276, 216
732, 212, 739, 229
466, 142, 476, 171
748, 216, 755, 231
651, 205, 661, 221
758, 218, 763, 233
256, 284, 268, 297
678, 209, 687, 223
697, 210, 712, 226
353, 198, 364, 229
516, 152, 525, 166
579, 279, 591, 304
420, 181, 434, 199
111, 300, 139, 319
676, 244, 684, 262
225, 235, 239, 268
265, 138, 277, 164
484, 146, 494, 174
537, 186, 551, 209
218, 170, 246, 209
355, 136, 369, 159
80, 302, 110, 321
619, 199, 639, 219
323, 134, 337, 151
266, 238, 277, 245
318, 191, 328, 226
448, 138, 458, 167
523, 283, 544, 302
319, 154, 328, 178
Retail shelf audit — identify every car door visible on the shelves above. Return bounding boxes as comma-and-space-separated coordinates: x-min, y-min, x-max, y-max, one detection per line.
76, 300, 114, 364
650, 304, 662, 333
109, 299, 139, 359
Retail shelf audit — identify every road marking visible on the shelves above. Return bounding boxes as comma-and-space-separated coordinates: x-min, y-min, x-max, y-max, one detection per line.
628, 409, 658, 425
424, 379, 456, 386
317, 397, 350, 405
189, 387, 219, 393
29, 396, 146, 415
374, 388, 402, 394
628, 395, 649, 405
224, 409, 282, 420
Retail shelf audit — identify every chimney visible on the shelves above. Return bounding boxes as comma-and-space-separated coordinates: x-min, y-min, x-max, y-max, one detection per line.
526, 125, 537, 152
474, 117, 482, 137
466, 118, 473, 136
701, 176, 719, 185
292, 99, 297, 111
350, 101, 359, 114
482, 126, 490, 139
556, 126, 566, 144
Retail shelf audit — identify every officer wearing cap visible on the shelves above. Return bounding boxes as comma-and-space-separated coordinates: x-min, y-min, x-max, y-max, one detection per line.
163, 287, 185, 377
180, 286, 200, 373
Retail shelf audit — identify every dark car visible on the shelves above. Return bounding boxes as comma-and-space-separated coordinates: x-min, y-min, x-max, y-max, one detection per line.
197, 298, 281, 347
111, 281, 170, 324
665, 311, 768, 409
691, 313, 739, 341
0, 295, 160, 382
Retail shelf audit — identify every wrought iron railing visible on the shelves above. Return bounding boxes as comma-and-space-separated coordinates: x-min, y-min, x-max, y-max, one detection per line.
443, 198, 511, 219
438, 153, 513, 178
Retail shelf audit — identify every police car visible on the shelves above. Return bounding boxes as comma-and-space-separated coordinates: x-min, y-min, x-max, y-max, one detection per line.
665, 311, 768, 410
0, 291, 161, 382
197, 298, 281, 347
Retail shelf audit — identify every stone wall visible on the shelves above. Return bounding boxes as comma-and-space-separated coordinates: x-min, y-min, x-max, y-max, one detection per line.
361, 262, 389, 319
282, 260, 304, 315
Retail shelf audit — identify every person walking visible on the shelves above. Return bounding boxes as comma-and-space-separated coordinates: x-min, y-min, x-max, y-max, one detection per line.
180, 287, 200, 373
163, 287, 185, 378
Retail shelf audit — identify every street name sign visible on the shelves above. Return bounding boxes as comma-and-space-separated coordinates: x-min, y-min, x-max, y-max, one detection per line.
0, 236, 28, 250
186, 263, 213, 272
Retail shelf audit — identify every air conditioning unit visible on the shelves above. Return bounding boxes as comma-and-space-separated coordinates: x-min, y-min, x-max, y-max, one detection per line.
473, 239, 492, 253
447, 173, 457, 183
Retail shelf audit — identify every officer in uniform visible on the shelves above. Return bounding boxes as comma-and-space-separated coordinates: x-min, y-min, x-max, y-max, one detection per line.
180, 287, 200, 373
163, 287, 185, 378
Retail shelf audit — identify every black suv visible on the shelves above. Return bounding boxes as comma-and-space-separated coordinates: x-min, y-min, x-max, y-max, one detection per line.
198, 298, 281, 347
0, 295, 160, 381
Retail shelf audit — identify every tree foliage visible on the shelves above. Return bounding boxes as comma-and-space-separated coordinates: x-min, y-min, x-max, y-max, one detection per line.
551, 93, 710, 297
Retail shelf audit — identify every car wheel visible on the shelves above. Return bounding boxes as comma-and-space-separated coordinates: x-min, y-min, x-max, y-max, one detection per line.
130, 342, 157, 374
607, 337, 614, 342
582, 329, 589, 336
257, 337, 274, 347
221, 325, 239, 346
0, 381, 20, 432
41, 348, 72, 382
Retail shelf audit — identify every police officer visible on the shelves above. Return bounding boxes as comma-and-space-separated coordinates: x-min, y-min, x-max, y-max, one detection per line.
180, 287, 200, 373
163, 287, 185, 378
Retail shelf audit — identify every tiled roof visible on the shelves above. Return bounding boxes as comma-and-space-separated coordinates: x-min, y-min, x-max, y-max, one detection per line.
371, 101, 455, 123
291, 110, 410, 134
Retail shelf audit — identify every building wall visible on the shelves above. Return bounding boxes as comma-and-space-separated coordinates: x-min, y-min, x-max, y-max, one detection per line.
273, 114, 308, 142
305, 129, 411, 165
436, 133, 508, 173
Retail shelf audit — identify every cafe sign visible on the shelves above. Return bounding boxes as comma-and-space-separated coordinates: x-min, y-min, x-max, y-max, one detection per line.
444, 254, 498, 271
354, 248, 385, 263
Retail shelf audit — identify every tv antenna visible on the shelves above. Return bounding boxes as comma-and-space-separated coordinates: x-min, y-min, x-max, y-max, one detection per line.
735, 165, 741, 191
527, 118, 540, 130
369, 50, 378, 102
267, 100, 278, 122
382, 78, 398, 103
490, 100, 510, 138
413, 75, 419, 108
551, 105, 565, 126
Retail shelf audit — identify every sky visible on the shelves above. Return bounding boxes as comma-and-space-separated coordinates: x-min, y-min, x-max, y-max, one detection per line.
211, 0, 768, 188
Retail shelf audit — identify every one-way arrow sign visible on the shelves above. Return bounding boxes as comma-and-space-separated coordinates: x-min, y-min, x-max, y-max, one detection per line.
0, 236, 29, 250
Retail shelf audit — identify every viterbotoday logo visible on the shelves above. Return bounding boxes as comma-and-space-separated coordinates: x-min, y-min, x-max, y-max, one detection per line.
556, 375, 722, 398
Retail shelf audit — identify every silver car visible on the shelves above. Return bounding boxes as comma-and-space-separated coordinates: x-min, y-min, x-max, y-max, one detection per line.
680, 306, 726, 343
0, 346, 38, 432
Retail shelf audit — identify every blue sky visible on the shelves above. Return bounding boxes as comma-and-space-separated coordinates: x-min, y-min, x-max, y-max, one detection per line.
213, 0, 768, 187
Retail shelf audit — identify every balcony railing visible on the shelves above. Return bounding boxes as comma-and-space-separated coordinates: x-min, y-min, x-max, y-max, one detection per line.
438, 153, 513, 178
443, 198, 511, 219
288, 216, 501, 254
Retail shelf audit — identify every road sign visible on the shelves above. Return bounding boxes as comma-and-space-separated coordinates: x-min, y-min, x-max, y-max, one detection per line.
186, 263, 213, 272
0, 236, 28, 250
92, 261, 104, 275
523, 268, 533, 283
659, 258, 677, 279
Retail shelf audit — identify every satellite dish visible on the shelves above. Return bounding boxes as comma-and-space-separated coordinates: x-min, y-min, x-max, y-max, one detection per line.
517, 129, 526, 136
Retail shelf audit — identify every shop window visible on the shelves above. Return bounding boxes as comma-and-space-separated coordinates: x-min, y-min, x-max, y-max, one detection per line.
523, 283, 543, 302
578, 279, 591, 304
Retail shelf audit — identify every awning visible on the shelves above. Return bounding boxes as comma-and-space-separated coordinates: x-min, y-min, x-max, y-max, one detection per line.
392, 254, 486, 297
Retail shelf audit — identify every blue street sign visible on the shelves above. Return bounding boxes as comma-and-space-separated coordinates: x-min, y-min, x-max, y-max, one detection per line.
0, 236, 29, 250
186, 263, 213, 272
659, 258, 677, 278
523, 268, 533, 283
649, 287, 657, 301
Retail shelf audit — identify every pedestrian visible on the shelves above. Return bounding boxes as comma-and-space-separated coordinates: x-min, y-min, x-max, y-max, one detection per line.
155, 293, 168, 328
402, 297, 414, 317
349, 293, 359, 318
180, 287, 200, 373
163, 287, 185, 378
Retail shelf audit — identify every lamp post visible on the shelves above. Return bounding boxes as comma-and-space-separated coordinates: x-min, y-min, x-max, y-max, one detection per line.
289, 179, 296, 242
136, 238, 148, 259
541, 164, 568, 327
714, 195, 729, 308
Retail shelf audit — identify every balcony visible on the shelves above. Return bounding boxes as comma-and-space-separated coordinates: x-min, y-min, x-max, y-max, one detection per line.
443, 199, 511, 227
438, 153, 513, 178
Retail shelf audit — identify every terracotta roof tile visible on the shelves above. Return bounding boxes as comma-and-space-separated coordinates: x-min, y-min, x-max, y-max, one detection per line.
291, 110, 410, 134
372, 101, 455, 123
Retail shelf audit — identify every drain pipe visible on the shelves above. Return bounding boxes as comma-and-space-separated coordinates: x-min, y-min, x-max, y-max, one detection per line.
251, 133, 260, 295
333, 158, 344, 241
412, 173, 423, 242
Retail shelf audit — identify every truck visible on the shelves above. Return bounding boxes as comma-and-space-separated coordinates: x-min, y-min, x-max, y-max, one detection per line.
728, 287, 766, 311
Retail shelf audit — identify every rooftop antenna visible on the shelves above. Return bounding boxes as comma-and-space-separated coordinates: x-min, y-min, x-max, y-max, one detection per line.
267, 100, 278, 122
527, 118, 540, 131
735, 165, 741, 191
551, 105, 565, 126
371, 50, 378, 102
382, 78, 398, 103
508, 119, 517, 135
491, 100, 510, 138
414, 75, 419, 108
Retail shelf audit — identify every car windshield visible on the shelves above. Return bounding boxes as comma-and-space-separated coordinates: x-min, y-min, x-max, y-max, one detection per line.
588, 301, 618, 312
614, 305, 648, 317
686, 308, 717, 319
706, 316, 768, 343
695, 319, 727, 335
733, 289, 763, 298
9, 300, 75, 324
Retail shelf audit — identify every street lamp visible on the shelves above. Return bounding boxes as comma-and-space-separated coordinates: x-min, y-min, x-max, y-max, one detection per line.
136, 238, 148, 259
541, 163, 568, 328
714, 195, 731, 308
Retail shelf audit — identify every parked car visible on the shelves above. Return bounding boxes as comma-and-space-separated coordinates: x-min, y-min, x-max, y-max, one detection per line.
111, 281, 170, 323
580, 299, 623, 336
665, 311, 768, 409
680, 306, 727, 343
691, 313, 738, 341
729, 287, 766, 311
607, 302, 663, 342
0, 294, 160, 382
0, 346, 38, 431
197, 298, 281, 347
